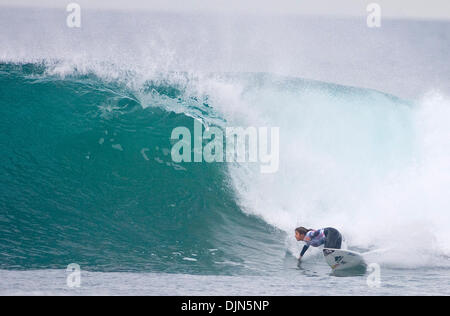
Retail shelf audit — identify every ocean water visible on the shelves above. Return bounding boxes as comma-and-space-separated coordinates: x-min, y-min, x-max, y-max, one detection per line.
0, 7, 450, 295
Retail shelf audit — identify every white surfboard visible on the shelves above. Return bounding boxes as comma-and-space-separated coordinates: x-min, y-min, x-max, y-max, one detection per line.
323, 248, 366, 271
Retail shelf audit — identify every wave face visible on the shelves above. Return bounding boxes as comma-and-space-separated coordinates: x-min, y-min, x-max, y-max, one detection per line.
1, 63, 449, 274
0, 64, 289, 274
1, 9, 449, 273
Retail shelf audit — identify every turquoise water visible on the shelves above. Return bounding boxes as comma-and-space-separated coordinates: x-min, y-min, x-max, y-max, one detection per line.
1, 8, 450, 295
0, 64, 287, 275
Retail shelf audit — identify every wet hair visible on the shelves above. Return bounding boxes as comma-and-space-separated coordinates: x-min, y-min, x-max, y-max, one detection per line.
295, 227, 313, 235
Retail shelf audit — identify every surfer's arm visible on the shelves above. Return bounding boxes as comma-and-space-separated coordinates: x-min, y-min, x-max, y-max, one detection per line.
300, 245, 309, 258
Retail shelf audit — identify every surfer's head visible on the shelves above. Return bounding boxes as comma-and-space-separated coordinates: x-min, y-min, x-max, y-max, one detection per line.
295, 227, 312, 241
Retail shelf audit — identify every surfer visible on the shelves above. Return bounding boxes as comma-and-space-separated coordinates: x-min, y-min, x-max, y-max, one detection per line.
295, 227, 342, 262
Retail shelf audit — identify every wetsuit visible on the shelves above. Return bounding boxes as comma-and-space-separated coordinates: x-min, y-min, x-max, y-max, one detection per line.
300, 227, 342, 257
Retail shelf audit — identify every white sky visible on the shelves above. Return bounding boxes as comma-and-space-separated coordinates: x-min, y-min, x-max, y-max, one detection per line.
1, 0, 450, 20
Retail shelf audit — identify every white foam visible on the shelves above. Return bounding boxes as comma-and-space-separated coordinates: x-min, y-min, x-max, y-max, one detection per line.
220, 82, 450, 268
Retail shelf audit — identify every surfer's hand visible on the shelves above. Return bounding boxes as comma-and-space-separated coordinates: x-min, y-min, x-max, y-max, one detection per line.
298, 256, 302, 262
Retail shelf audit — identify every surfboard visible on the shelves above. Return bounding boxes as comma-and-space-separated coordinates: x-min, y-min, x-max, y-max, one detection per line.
323, 248, 366, 271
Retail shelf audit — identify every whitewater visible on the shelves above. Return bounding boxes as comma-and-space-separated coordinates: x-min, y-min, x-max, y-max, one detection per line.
0, 7, 450, 295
